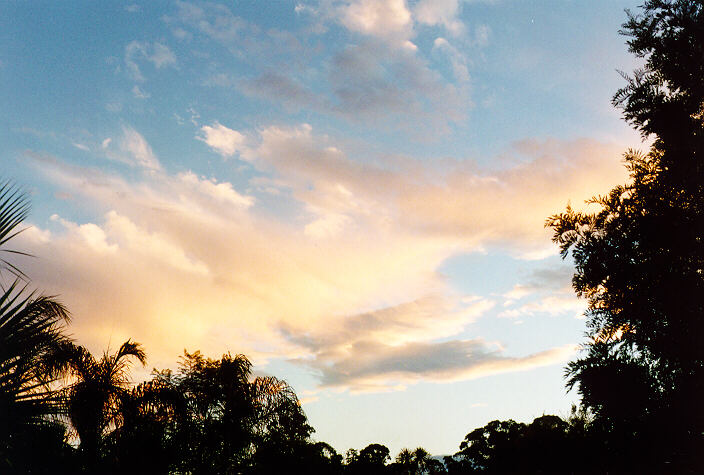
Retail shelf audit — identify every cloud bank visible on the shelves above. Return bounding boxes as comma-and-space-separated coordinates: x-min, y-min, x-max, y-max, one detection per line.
16, 123, 626, 391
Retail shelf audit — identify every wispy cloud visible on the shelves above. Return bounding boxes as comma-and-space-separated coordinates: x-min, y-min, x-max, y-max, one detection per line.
125, 41, 176, 81
118, 126, 161, 170
297, 337, 577, 392
167, 1, 470, 134
132, 85, 150, 99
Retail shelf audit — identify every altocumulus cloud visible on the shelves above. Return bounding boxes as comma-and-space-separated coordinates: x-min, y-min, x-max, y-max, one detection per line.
166, 1, 471, 134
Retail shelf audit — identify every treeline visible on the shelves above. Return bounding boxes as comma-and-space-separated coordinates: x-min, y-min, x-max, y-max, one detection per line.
3, 0, 704, 472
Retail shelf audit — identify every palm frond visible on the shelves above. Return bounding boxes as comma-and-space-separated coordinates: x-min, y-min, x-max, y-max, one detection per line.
0, 181, 32, 281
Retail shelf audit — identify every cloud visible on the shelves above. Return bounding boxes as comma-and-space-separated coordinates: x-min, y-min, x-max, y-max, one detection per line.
500, 264, 585, 319
125, 41, 177, 81
433, 37, 470, 82
297, 338, 576, 392
132, 85, 150, 99
168, 2, 468, 133
17, 128, 626, 390
197, 122, 247, 157
50, 214, 117, 255
72, 142, 90, 152
327, 41, 468, 131
178, 171, 254, 209
119, 126, 161, 170
414, 0, 464, 36
280, 295, 494, 353
338, 0, 414, 46
498, 295, 586, 319
239, 72, 322, 110
278, 292, 573, 392
231, 123, 628, 257
170, 1, 247, 43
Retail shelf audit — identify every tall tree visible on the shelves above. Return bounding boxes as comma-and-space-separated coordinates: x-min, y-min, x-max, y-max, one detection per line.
548, 0, 704, 467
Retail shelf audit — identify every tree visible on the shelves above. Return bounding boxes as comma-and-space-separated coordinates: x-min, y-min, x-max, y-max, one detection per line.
456, 420, 525, 473
49, 339, 146, 469
103, 376, 185, 474
0, 182, 75, 473
548, 0, 704, 468
160, 350, 314, 474
391, 447, 441, 475
347, 443, 390, 474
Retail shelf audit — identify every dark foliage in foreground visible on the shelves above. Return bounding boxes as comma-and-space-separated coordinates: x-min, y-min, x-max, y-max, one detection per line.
547, 0, 704, 471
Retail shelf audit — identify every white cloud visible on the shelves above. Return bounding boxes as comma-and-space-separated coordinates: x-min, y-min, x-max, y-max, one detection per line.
339, 0, 414, 45
119, 126, 161, 170
178, 171, 254, 209
72, 142, 90, 152
499, 295, 586, 320
414, 0, 464, 36
50, 214, 118, 255
197, 122, 246, 157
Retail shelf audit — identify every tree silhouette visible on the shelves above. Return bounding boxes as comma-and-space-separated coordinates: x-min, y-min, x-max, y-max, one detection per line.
48, 339, 146, 469
103, 376, 185, 474
0, 182, 75, 473
346, 443, 391, 474
548, 0, 704, 469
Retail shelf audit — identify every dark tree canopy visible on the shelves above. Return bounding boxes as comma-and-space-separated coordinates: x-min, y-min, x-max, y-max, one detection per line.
548, 0, 704, 469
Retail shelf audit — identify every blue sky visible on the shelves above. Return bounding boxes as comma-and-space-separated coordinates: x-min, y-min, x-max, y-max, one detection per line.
2, 0, 643, 455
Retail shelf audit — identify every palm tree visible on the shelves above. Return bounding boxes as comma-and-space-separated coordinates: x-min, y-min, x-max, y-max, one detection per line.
0, 181, 32, 282
0, 181, 73, 471
49, 339, 146, 467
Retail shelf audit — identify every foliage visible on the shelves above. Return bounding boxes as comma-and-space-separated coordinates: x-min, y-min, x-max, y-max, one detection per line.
547, 0, 704, 469
0, 182, 75, 473
48, 339, 147, 470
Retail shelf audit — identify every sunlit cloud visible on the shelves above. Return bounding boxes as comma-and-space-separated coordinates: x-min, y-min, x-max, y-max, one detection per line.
16, 123, 625, 390
303, 339, 577, 392
337, 0, 414, 46
414, 0, 464, 36
197, 122, 247, 158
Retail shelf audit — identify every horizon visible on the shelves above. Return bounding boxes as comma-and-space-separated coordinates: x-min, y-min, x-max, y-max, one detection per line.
1, 0, 644, 455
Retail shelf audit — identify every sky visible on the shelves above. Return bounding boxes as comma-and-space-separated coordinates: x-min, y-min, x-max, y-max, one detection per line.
2, 0, 644, 455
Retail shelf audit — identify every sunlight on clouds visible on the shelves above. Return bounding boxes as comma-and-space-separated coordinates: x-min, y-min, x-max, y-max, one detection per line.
178, 171, 254, 209
309, 340, 578, 393
50, 214, 118, 255
339, 0, 413, 45
19, 124, 625, 391
414, 0, 464, 36
198, 122, 247, 157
